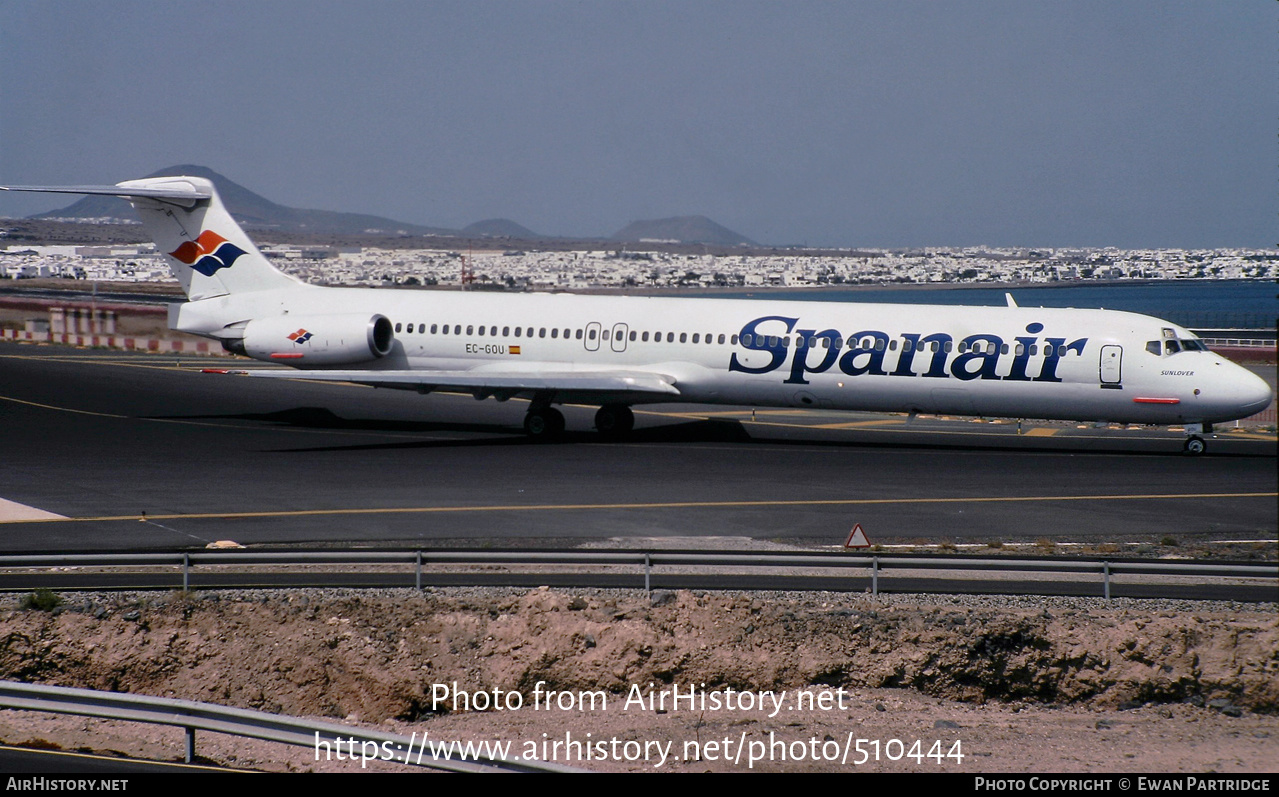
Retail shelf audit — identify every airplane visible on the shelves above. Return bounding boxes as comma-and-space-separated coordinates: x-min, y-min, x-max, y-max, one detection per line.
2, 175, 1272, 455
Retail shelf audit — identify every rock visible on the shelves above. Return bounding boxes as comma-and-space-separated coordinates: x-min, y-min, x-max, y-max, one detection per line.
650, 591, 676, 607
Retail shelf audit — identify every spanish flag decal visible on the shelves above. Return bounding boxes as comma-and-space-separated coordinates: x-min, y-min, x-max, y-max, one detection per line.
510, 345, 522, 355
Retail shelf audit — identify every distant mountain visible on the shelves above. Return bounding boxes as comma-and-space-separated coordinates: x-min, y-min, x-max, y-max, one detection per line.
611, 215, 756, 247
463, 218, 542, 239
34, 165, 458, 236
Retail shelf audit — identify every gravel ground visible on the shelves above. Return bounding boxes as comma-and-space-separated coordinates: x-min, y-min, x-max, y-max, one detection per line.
1, 585, 1275, 772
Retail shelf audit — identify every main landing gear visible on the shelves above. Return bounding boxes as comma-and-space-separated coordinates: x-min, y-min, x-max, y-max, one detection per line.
523, 406, 565, 440
594, 404, 634, 438
521, 402, 635, 441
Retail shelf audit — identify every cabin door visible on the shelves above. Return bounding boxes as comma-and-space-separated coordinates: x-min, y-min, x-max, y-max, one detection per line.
611, 323, 629, 353
1100, 345, 1123, 385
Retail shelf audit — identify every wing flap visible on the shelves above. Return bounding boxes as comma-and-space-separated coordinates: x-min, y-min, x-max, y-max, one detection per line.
206, 367, 681, 396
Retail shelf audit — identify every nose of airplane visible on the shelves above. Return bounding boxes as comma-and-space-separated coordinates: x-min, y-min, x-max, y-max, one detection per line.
1232, 365, 1275, 417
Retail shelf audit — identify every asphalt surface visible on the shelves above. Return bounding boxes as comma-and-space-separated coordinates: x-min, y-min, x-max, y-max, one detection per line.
0, 342, 1274, 553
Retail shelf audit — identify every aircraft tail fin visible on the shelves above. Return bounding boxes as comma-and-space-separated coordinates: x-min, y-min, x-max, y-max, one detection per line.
2, 177, 301, 300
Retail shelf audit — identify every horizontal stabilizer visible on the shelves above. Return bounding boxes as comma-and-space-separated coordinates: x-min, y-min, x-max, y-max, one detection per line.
0, 183, 212, 208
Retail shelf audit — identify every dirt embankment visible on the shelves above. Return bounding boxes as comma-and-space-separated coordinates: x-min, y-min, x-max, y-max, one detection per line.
2, 588, 1275, 722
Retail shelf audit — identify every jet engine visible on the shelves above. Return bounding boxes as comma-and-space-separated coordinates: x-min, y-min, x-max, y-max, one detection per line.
234, 314, 394, 365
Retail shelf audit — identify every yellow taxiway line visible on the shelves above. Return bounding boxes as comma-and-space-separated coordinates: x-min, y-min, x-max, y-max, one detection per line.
2, 492, 1273, 525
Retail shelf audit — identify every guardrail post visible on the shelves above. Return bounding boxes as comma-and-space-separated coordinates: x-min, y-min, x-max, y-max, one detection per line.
644, 553, 651, 595
185, 726, 195, 763
1103, 561, 1111, 600
872, 556, 879, 596
415, 551, 423, 591
182, 553, 190, 592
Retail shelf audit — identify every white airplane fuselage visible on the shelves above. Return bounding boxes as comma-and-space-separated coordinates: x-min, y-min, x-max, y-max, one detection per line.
171, 282, 1273, 427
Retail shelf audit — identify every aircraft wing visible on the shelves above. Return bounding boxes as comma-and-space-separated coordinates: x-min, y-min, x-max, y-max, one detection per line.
205, 367, 681, 400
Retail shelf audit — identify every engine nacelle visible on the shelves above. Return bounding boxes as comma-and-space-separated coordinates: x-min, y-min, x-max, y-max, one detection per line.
237, 314, 394, 365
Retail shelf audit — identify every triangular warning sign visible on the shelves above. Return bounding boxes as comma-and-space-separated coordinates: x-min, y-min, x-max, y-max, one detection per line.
844, 523, 870, 548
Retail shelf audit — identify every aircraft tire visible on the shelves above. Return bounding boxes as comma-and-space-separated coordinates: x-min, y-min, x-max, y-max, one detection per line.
1183, 436, 1206, 456
594, 404, 635, 437
524, 407, 565, 440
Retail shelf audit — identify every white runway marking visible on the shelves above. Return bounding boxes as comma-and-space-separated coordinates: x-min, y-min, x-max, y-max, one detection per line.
0, 497, 67, 521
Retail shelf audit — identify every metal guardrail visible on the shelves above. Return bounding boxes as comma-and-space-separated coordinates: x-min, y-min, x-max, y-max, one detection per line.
0, 680, 578, 772
0, 549, 1273, 600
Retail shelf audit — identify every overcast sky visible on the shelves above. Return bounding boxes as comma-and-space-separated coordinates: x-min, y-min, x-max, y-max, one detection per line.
1, 1, 1273, 248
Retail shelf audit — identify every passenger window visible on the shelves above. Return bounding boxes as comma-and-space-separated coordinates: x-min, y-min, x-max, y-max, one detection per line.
490, 326, 497, 336
731, 334, 739, 345
514, 327, 521, 337
502, 326, 509, 336
680, 333, 687, 343
477, 326, 485, 336
1000, 344, 1009, 355
642, 331, 649, 342
442, 325, 449, 335
589, 329, 597, 340
602, 330, 609, 341
551, 328, 558, 338
741, 334, 751, 346
395, 323, 402, 332
431, 324, 438, 334
902, 340, 912, 352
1029, 344, 1037, 355
575, 329, 583, 340
629, 331, 636, 341
667, 333, 674, 343
889, 340, 897, 351
540, 328, 547, 338
718, 334, 726, 344
454, 325, 461, 335
692, 333, 700, 343
875, 339, 885, 352
526, 328, 533, 337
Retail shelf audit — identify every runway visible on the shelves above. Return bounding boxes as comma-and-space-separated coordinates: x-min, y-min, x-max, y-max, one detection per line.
1, 342, 1274, 553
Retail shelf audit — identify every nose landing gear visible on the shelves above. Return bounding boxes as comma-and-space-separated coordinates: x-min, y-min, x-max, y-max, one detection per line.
1181, 423, 1213, 456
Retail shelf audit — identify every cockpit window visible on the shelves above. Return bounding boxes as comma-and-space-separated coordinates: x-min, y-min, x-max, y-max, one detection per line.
1164, 340, 1181, 354
1181, 339, 1206, 352
1146, 341, 1160, 356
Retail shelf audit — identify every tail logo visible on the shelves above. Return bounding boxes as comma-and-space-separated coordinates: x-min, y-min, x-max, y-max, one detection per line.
288, 329, 313, 344
170, 231, 247, 277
